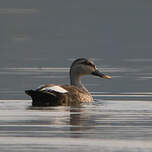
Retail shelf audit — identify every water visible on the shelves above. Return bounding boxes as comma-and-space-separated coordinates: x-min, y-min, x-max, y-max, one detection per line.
1, 99, 152, 152
1, 1, 152, 151
0, 65, 152, 152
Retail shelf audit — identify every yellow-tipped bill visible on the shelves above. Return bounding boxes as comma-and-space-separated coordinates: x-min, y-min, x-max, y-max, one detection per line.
92, 69, 111, 79
103, 75, 112, 79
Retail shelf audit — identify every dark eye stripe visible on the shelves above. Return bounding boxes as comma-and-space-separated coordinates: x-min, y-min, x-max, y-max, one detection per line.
81, 61, 95, 68
81, 61, 89, 65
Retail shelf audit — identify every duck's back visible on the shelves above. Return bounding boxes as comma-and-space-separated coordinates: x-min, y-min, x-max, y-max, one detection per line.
25, 84, 93, 106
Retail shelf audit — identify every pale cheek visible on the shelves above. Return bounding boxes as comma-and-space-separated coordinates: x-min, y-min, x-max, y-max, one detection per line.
77, 66, 94, 75
86, 67, 94, 74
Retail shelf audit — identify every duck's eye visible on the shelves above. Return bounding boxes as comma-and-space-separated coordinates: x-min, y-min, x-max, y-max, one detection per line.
81, 61, 95, 68
81, 61, 90, 65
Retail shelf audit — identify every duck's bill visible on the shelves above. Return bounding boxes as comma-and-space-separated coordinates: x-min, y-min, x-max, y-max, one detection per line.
91, 70, 111, 79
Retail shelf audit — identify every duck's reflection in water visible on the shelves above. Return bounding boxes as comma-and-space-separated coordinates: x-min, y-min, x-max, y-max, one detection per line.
69, 106, 93, 132
28, 104, 95, 137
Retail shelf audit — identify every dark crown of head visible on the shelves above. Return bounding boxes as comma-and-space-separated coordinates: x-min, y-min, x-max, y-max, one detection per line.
71, 58, 95, 68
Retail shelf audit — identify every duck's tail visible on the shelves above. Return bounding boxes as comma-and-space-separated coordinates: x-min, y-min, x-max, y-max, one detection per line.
25, 90, 35, 96
25, 89, 59, 106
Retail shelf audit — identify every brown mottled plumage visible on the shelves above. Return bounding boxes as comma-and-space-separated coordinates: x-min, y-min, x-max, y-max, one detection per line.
25, 58, 111, 106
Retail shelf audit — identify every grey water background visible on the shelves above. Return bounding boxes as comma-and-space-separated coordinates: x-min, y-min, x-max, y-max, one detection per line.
1, 0, 152, 152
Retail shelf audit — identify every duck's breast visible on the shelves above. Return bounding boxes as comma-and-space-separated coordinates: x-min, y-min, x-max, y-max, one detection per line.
61, 85, 93, 103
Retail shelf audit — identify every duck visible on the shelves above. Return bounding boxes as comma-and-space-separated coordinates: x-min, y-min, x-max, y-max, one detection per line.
25, 58, 111, 106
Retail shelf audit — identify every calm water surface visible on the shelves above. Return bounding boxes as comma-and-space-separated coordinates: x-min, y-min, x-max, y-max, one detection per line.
0, 61, 152, 152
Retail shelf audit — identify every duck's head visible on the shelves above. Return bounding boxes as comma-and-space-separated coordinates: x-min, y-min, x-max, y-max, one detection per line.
70, 58, 111, 79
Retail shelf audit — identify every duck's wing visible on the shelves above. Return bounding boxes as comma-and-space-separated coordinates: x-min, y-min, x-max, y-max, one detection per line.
36, 84, 68, 93
25, 84, 69, 106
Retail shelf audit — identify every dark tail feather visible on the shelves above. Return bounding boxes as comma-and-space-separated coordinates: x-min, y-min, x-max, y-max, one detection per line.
25, 89, 59, 106
25, 90, 35, 96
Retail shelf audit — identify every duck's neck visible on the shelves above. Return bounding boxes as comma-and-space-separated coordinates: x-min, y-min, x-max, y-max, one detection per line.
70, 71, 88, 92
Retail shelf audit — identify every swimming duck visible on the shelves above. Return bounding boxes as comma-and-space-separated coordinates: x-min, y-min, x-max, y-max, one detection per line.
25, 58, 111, 106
